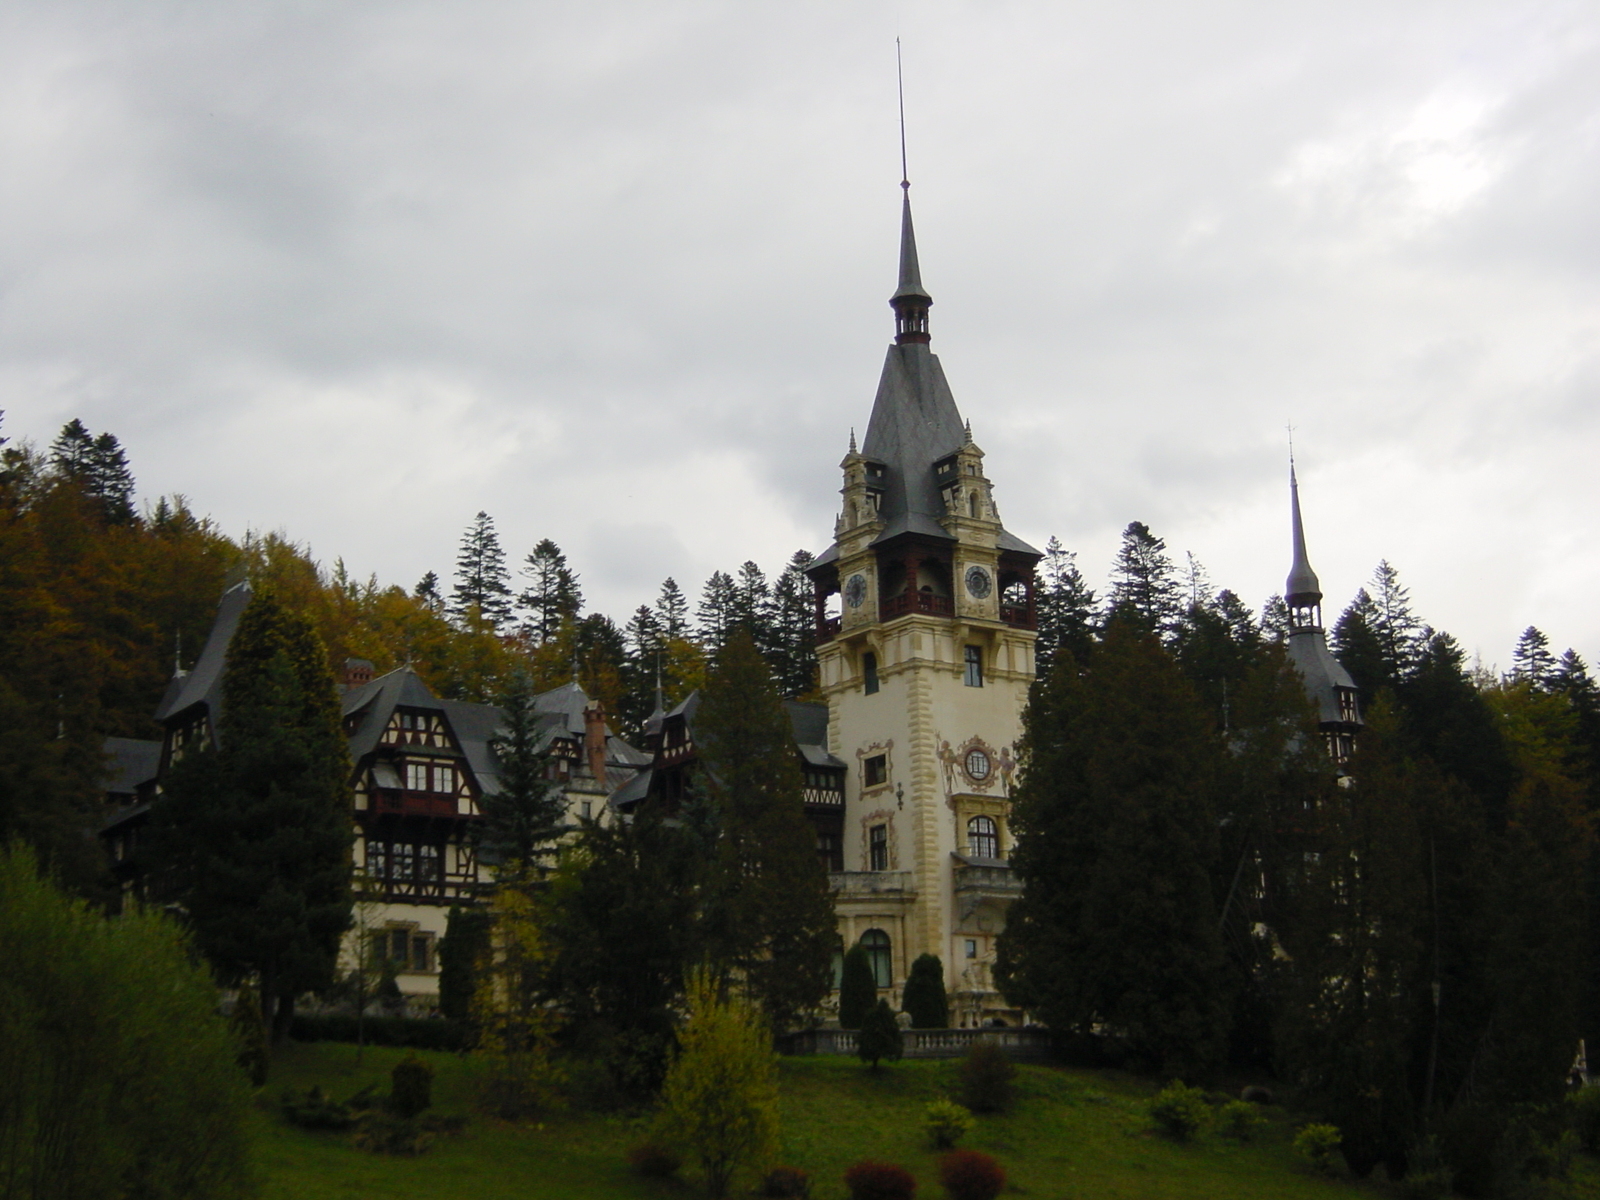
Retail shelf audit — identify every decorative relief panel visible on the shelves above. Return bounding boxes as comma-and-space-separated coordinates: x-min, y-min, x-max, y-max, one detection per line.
937, 735, 1017, 798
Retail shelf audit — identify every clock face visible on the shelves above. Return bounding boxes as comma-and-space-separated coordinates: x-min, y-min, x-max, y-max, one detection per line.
965, 749, 992, 782
844, 573, 868, 608
964, 565, 992, 599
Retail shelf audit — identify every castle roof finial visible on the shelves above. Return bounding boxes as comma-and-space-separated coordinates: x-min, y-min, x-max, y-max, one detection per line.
849, 427, 857, 454
1286, 433, 1321, 605
890, 40, 931, 341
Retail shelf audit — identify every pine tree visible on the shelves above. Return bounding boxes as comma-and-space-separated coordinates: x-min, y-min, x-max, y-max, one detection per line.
1260, 594, 1291, 642
48, 418, 94, 477
1369, 560, 1427, 681
1034, 537, 1097, 673
519, 538, 583, 643
477, 671, 564, 883
451, 512, 514, 630
731, 560, 772, 648
1510, 625, 1557, 690
769, 550, 818, 698
1105, 521, 1183, 641
697, 570, 737, 654
147, 588, 353, 1038
414, 570, 442, 609
655, 577, 690, 640
901, 953, 949, 1029
995, 620, 1229, 1078
88, 432, 136, 524
696, 629, 836, 1029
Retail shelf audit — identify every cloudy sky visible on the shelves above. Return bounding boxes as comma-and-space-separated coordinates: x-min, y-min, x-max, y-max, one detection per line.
3, 1, 1597, 669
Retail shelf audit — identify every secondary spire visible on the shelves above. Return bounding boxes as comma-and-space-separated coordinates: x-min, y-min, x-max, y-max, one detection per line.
1286, 456, 1323, 629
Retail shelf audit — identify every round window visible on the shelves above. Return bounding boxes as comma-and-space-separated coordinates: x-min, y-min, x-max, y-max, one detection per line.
965, 749, 992, 781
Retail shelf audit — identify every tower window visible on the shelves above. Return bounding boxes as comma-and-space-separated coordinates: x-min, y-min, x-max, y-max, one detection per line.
967, 816, 999, 860
964, 646, 983, 688
863, 652, 879, 695
864, 754, 887, 788
869, 824, 888, 871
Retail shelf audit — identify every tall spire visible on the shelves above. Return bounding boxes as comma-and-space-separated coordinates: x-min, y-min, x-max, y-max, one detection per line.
890, 40, 931, 344
1286, 462, 1321, 607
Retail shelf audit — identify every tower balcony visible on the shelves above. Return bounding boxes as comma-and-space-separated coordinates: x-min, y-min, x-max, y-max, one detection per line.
953, 861, 1022, 901
880, 591, 953, 621
829, 870, 915, 898
998, 604, 1035, 630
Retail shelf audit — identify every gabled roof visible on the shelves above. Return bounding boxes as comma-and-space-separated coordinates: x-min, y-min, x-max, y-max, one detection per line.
342, 666, 447, 762
1287, 629, 1359, 726
785, 699, 847, 771
103, 736, 161, 795
153, 580, 252, 726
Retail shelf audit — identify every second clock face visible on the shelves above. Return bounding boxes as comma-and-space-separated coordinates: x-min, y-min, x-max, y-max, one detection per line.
964, 565, 992, 599
844, 573, 868, 608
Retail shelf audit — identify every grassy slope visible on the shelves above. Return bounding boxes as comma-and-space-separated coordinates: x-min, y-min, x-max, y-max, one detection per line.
257, 1043, 1600, 1200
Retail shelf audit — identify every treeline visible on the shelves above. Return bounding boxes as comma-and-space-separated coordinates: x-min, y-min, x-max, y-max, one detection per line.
998, 521, 1600, 1193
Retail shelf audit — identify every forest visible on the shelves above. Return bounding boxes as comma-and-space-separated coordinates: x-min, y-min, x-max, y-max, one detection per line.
4, 411, 1599, 1193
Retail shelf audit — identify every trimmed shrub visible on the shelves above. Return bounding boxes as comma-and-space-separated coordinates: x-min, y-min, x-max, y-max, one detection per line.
627, 1141, 682, 1179
843, 1160, 916, 1200
1148, 1080, 1209, 1141
902, 953, 949, 1029
1217, 1099, 1261, 1142
761, 1165, 812, 1197
957, 1039, 1016, 1114
389, 1053, 434, 1118
924, 1098, 974, 1149
1294, 1123, 1343, 1175
839, 945, 877, 1030
858, 998, 904, 1068
1569, 1085, 1600, 1152
290, 1013, 470, 1050
938, 1149, 1006, 1200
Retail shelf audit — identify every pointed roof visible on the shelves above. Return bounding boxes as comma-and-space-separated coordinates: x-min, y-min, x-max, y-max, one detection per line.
153, 579, 253, 727
892, 186, 929, 303
1286, 464, 1322, 604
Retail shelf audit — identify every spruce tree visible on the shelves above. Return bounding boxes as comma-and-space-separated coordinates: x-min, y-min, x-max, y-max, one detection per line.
838, 944, 876, 1030
901, 953, 949, 1028
1034, 536, 1097, 673
519, 538, 583, 642
88, 432, 136, 524
477, 671, 564, 883
731, 560, 772, 648
1105, 521, 1182, 641
48, 418, 94, 477
696, 629, 835, 1029
769, 549, 819, 698
995, 619, 1229, 1078
148, 588, 353, 1037
655, 577, 690, 640
450, 511, 513, 630
1510, 625, 1557, 689
697, 570, 737, 654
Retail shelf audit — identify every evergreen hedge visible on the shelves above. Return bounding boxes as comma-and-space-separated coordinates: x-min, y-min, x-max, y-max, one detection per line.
291, 1013, 470, 1051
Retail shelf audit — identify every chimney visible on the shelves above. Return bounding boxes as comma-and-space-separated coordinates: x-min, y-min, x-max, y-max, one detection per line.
342, 658, 375, 689
583, 701, 607, 784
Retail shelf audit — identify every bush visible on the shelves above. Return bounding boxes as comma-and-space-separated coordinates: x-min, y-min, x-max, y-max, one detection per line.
843, 1160, 917, 1200
1569, 1085, 1600, 1152
389, 1053, 434, 1117
230, 979, 270, 1086
1217, 1099, 1261, 1142
627, 1141, 682, 1179
281, 1084, 358, 1131
924, 1097, 974, 1149
0, 845, 255, 1200
290, 1013, 470, 1050
1294, 1123, 1343, 1175
1401, 1137, 1452, 1200
957, 1039, 1016, 1113
902, 953, 949, 1029
353, 1110, 434, 1156
938, 1149, 1006, 1200
761, 1165, 812, 1197
839, 945, 877, 1030
1148, 1080, 1209, 1141
858, 998, 904, 1068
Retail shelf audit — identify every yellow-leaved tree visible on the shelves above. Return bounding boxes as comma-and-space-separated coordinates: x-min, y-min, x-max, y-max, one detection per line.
472, 886, 563, 1118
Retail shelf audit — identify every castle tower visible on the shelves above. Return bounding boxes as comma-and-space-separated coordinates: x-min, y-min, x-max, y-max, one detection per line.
807, 180, 1041, 1024
1284, 463, 1363, 767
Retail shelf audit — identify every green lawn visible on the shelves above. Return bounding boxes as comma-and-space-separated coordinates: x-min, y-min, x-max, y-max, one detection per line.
256, 1042, 1600, 1199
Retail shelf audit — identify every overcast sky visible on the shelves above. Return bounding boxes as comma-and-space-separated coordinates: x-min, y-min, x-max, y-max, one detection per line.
3, 1, 1597, 670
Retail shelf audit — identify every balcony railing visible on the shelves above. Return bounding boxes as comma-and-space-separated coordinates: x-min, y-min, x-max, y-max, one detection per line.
371, 790, 464, 818
880, 591, 953, 621
999, 604, 1036, 630
780, 1027, 1053, 1060
829, 870, 915, 897
953, 863, 1023, 897
815, 616, 841, 643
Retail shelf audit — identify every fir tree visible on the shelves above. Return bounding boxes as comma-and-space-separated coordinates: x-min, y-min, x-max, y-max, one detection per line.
88, 432, 136, 524
655, 577, 690, 640
519, 538, 583, 642
1034, 536, 1097, 673
48, 418, 94, 477
901, 953, 949, 1028
731, 560, 772, 647
414, 570, 442, 609
477, 671, 564, 883
769, 550, 818, 698
1510, 625, 1557, 689
451, 512, 514, 630
1105, 521, 1183, 641
438, 906, 492, 1022
147, 588, 353, 1038
697, 570, 737, 654
995, 619, 1229, 1078
1332, 587, 1389, 702
696, 628, 836, 1029
1260, 594, 1291, 642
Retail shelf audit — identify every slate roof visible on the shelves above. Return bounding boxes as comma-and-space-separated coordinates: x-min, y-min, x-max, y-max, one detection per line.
103, 736, 161, 796
1288, 630, 1359, 726
152, 580, 252, 730
1286, 465, 1322, 604
785, 699, 846, 771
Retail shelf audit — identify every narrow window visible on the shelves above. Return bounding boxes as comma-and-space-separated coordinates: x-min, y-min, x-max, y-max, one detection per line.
418, 843, 440, 882
393, 843, 415, 880
964, 645, 983, 687
434, 764, 455, 793
869, 824, 888, 871
860, 928, 892, 988
864, 754, 887, 788
863, 652, 879, 695
406, 761, 428, 791
410, 934, 433, 973
365, 839, 387, 879
581, 800, 592, 820
967, 815, 999, 860
965, 938, 978, 960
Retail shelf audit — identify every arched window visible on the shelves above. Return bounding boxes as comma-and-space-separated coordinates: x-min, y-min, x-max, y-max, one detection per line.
967, 816, 999, 860
860, 928, 892, 989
